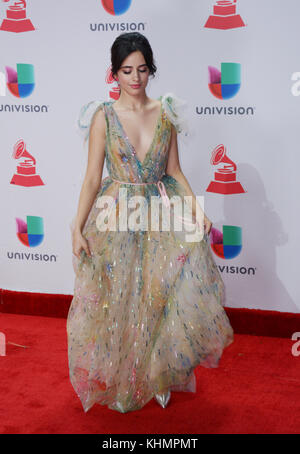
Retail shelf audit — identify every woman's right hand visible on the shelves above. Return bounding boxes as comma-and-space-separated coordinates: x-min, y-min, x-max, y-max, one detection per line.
72, 229, 92, 258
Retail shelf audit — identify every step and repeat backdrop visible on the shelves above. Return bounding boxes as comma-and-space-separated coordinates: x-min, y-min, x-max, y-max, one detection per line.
0, 0, 298, 312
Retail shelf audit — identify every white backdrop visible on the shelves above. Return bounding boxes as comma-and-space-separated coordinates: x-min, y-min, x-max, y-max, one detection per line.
0, 0, 298, 312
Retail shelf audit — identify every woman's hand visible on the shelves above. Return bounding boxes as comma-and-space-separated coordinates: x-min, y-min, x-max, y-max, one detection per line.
72, 229, 92, 258
204, 214, 212, 235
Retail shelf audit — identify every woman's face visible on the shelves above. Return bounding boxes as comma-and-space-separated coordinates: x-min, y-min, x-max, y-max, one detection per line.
115, 50, 150, 94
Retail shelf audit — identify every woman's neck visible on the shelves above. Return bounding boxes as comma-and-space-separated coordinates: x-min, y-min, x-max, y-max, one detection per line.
114, 91, 150, 111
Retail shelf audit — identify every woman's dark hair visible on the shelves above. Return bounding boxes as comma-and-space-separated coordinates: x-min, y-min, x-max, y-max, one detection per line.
111, 32, 157, 79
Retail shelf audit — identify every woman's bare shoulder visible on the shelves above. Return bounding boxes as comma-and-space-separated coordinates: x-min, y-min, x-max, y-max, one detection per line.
149, 98, 161, 109
91, 106, 105, 129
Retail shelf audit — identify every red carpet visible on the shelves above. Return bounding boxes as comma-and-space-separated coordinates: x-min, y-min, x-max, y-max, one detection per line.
2, 288, 300, 338
0, 312, 299, 434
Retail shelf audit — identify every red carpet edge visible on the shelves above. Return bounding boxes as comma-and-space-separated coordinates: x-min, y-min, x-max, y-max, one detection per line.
0, 288, 299, 339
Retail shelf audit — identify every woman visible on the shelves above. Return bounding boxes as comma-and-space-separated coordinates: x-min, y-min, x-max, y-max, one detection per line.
67, 32, 234, 414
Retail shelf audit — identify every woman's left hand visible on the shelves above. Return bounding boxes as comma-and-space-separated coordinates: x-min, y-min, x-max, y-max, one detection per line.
204, 215, 212, 235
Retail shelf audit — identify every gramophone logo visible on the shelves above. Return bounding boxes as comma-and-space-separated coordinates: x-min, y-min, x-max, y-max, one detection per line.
106, 65, 120, 100
204, 1, 245, 30
210, 225, 242, 259
101, 0, 132, 16
0, 0, 35, 33
208, 63, 241, 100
10, 139, 44, 187
206, 144, 245, 194
16, 215, 44, 247
5, 63, 35, 98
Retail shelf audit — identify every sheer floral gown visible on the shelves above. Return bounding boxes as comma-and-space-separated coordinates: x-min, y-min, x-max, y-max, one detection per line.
67, 93, 234, 413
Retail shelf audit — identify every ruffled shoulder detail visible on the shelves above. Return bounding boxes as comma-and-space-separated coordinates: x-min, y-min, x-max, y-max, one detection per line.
160, 92, 189, 136
77, 100, 107, 142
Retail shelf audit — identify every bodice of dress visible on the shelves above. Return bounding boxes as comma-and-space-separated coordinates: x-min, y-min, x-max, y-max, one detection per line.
102, 98, 170, 183
78, 93, 188, 185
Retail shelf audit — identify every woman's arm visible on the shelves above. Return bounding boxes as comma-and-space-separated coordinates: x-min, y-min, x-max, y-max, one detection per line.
165, 125, 212, 234
72, 109, 106, 257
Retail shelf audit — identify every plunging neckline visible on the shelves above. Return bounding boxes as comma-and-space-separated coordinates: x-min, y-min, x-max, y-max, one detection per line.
111, 98, 163, 167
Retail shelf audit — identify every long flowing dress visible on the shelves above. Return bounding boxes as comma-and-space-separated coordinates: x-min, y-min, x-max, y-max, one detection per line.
66, 93, 234, 414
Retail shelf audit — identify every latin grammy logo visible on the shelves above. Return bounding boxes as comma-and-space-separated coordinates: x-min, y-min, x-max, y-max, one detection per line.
10, 139, 44, 187
204, 0, 245, 30
206, 144, 245, 194
0, 0, 35, 33
106, 65, 120, 100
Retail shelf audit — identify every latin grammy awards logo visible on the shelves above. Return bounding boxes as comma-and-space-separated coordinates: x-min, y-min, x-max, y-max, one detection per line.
10, 139, 44, 187
106, 65, 120, 100
0, 0, 35, 33
206, 144, 245, 194
204, 0, 245, 30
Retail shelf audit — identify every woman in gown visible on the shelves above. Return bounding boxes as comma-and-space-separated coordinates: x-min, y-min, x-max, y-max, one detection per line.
67, 32, 234, 414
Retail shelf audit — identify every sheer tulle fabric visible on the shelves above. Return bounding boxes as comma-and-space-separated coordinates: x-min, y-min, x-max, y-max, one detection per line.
67, 94, 234, 413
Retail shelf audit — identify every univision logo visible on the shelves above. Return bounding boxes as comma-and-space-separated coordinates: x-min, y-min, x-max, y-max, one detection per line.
210, 225, 242, 259
3, 63, 34, 98
0, 63, 48, 113
101, 0, 132, 15
196, 62, 255, 116
16, 215, 44, 247
7, 215, 57, 262
90, 0, 145, 32
210, 225, 256, 275
208, 63, 240, 100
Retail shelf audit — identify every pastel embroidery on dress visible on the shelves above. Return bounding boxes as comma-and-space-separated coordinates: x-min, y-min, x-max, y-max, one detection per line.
67, 93, 234, 414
